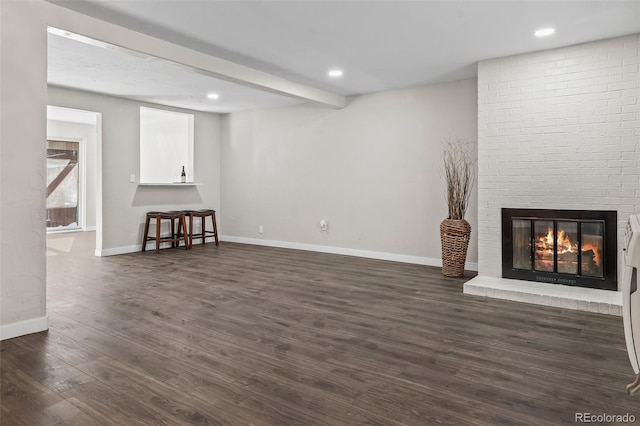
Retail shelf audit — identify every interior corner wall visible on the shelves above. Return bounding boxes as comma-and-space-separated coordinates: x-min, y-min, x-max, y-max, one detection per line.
48, 86, 221, 254
221, 79, 478, 265
477, 34, 640, 281
47, 119, 98, 229
0, 0, 48, 339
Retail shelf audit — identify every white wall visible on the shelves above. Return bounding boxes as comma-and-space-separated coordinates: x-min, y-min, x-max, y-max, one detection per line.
221, 79, 478, 266
48, 86, 221, 255
0, 1, 49, 339
477, 34, 640, 282
47, 119, 98, 229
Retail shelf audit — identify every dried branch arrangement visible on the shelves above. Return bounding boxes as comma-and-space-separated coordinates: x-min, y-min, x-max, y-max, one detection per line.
443, 138, 476, 220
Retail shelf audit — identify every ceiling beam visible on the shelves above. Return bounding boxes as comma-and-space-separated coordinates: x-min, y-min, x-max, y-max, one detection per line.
42, 1, 346, 109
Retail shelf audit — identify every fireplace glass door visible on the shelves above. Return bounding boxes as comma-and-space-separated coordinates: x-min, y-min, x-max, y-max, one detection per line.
502, 209, 616, 290
512, 219, 604, 278
581, 222, 604, 278
512, 219, 531, 270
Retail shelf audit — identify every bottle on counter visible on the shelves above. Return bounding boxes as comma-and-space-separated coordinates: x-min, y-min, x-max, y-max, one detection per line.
181, 165, 187, 183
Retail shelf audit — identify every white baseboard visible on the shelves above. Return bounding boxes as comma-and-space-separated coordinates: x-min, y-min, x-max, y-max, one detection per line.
96, 236, 217, 257
94, 236, 477, 272
46, 227, 82, 234
0, 315, 48, 341
189, 236, 217, 246
96, 245, 140, 256
220, 235, 478, 270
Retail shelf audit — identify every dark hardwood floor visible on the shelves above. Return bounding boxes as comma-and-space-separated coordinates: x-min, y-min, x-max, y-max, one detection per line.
2, 231, 638, 425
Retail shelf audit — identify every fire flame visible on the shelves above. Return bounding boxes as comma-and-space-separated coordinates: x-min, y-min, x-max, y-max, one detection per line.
538, 228, 574, 254
582, 240, 601, 268
537, 228, 601, 267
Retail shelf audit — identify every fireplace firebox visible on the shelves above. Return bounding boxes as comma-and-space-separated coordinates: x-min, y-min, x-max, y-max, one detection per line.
502, 209, 617, 291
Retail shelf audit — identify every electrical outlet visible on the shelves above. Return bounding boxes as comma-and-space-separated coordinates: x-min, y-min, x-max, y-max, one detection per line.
129, 174, 136, 183
259, 225, 264, 234
320, 220, 328, 232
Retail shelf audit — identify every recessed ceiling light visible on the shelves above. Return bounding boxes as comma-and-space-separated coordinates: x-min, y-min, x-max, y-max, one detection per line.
207, 93, 220, 100
535, 28, 555, 37
328, 69, 343, 78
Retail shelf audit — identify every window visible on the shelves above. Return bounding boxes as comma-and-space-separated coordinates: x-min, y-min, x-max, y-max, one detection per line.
140, 107, 194, 183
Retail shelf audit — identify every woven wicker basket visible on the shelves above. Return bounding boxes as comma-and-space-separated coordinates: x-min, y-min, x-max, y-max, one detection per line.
440, 219, 471, 278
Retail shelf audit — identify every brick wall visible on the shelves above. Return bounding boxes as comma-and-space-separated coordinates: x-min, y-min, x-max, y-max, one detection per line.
477, 34, 640, 280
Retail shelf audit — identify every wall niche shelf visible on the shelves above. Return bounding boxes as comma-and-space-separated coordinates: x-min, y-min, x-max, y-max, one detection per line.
138, 182, 202, 187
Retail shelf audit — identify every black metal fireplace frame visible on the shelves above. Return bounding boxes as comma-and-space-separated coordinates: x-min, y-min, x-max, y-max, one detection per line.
502, 208, 617, 291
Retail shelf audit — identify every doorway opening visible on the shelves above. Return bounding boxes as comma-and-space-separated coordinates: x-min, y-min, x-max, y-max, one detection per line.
46, 105, 102, 255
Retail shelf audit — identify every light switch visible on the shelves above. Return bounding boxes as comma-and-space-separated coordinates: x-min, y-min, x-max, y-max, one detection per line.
129, 174, 136, 183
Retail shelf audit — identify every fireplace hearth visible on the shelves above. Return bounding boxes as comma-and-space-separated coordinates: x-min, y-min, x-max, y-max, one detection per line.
502, 209, 617, 291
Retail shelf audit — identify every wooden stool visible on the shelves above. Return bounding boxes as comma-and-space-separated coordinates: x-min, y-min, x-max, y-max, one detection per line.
142, 211, 189, 253
184, 209, 219, 248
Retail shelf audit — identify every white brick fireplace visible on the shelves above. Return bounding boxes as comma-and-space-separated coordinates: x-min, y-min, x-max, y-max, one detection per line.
464, 34, 640, 315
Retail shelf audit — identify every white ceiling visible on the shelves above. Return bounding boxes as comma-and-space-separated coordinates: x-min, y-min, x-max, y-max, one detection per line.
47, 0, 640, 113
48, 32, 302, 113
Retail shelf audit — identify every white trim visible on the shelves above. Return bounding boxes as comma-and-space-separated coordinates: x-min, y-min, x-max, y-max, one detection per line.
95, 237, 466, 272
96, 245, 140, 257
97, 236, 217, 257
95, 113, 103, 258
0, 316, 48, 341
190, 237, 217, 246
137, 182, 203, 187
220, 235, 479, 270
46, 226, 82, 234
46, 227, 94, 234
80, 136, 87, 229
